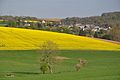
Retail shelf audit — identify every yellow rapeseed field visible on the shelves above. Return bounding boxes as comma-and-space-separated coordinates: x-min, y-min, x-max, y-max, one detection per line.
0, 26, 120, 50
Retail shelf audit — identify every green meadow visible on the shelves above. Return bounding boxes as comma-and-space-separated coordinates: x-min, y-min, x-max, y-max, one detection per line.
0, 50, 120, 80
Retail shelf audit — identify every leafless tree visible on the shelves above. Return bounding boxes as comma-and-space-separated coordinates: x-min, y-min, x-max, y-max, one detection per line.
75, 59, 88, 71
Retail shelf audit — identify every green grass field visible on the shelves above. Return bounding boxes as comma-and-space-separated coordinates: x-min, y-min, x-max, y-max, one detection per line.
0, 50, 120, 80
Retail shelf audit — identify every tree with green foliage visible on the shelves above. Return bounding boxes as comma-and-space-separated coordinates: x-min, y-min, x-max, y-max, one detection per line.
94, 32, 99, 38
38, 41, 59, 74
79, 29, 86, 36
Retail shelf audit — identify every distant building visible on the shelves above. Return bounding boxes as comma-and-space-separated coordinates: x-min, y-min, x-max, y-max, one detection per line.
24, 23, 31, 26
42, 20, 46, 24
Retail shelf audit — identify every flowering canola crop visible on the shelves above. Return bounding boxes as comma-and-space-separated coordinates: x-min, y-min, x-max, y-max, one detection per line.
0, 27, 120, 50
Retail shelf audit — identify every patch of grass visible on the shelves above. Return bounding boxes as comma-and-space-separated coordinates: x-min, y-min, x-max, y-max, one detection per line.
0, 50, 120, 80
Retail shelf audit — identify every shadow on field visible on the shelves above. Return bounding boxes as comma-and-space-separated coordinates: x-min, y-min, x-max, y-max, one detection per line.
55, 70, 74, 74
12, 72, 40, 75
11, 70, 74, 75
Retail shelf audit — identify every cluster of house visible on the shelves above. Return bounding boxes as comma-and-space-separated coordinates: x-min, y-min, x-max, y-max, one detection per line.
65, 23, 111, 32
0, 19, 60, 27
23, 20, 46, 27
0, 18, 111, 33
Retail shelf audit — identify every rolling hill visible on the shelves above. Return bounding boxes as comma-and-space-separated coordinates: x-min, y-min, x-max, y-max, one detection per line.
0, 26, 120, 50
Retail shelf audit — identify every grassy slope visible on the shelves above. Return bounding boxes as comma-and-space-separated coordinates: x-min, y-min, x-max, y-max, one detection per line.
0, 26, 120, 50
0, 50, 120, 80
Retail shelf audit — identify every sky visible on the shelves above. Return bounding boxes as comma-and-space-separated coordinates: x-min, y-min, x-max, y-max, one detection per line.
0, 0, 120, 18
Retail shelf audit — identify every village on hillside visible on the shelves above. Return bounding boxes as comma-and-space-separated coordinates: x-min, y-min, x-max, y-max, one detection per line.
0, 12, 120, 41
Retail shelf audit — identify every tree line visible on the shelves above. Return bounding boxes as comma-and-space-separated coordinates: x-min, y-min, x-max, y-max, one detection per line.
0, 12, 120, 41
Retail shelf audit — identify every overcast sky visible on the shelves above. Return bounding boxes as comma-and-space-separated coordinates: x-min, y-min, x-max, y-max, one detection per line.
0, 0, 120, 18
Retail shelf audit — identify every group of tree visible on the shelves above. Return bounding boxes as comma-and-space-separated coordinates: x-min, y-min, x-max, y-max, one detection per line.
109, 24, 120, 42
0, 12, 120, 41
61, 12, 120, 41
38, 41, 88, 74
61, 12, 120, 26
0, 16, 60, 29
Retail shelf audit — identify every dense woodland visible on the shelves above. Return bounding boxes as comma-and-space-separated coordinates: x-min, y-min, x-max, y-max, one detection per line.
0, 12, 120, 41
62, 12, 120, 26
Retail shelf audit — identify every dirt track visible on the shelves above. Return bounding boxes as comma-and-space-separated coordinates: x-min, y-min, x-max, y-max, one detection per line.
95, 38, 120, 45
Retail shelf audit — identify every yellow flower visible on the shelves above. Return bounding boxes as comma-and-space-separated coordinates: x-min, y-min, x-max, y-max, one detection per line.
0, 26, 120, 50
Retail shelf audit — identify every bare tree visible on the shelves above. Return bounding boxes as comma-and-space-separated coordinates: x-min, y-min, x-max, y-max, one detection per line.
75, 63, 81, 71
109, 24, 120, 42
75, 59, 88, 71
